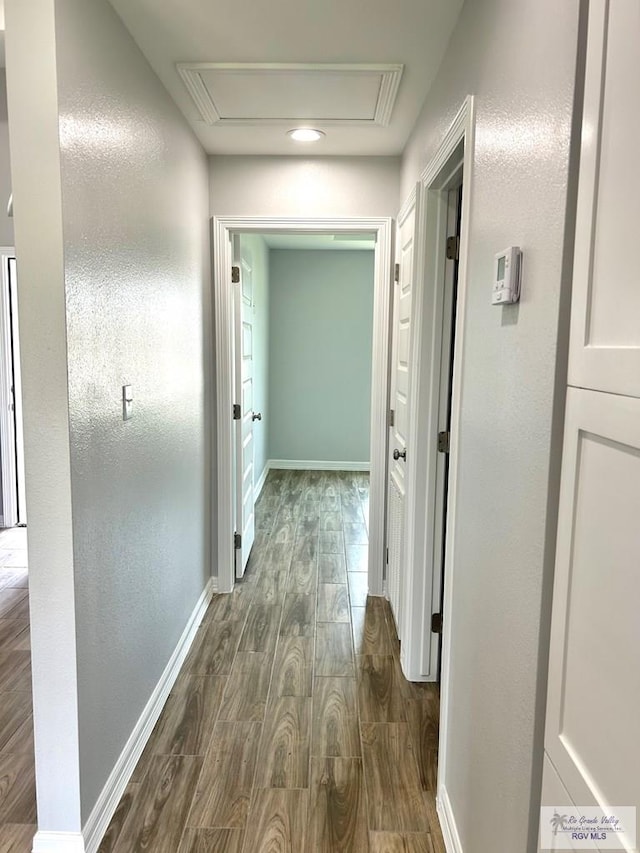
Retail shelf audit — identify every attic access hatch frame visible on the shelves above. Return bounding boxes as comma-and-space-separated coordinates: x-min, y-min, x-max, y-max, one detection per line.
178, 63, 404, 127
212, 215, 393, 595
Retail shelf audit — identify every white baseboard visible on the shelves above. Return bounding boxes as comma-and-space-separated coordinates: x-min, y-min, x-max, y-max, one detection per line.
81, 577, 216, 853
268, 459, 370, 472
437, 785, 463, 853
254, 463, 270, 500
32, 832, 85, 853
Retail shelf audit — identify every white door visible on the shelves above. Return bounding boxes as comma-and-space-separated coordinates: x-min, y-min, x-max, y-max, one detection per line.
541, 3, 640, 849
8, 259, 26, 525
233, 239, 257, 578
386, 188, 418, 631
0, 253, 26, 529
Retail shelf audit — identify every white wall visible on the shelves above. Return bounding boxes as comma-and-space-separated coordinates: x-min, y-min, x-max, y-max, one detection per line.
210, 155, 400, 218
0, 68, 13, 521
0, 69, 13, 247
7, 0, 212, 832
400, 1, 582, 851
240, 234, 270, 487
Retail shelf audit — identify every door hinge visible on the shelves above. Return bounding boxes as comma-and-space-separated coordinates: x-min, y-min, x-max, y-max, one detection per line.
431, 612, 442, 633
231, 265, 240, 284
394, 262, 400, 283
438, 431, 450, 453
446, 235, 460, 261
234, 532, 242, 550
233, 403, 241, 420
389, 409, 395, 428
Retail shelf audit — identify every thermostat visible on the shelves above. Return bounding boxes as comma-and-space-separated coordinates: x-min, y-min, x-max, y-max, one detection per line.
492, 246, 522, 305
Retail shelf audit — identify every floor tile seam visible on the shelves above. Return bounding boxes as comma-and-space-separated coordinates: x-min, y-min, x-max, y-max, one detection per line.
248, 507, 300, 820
342, 483, 380, 837
339, 516, 375, 837
307, 499, 322, 821
189, 486, 283, 853
398, 671, 441, 811
184, 719, 264, 836
181, 531, 270, 848
354, 625, 375, 835
361, 717, 432, 833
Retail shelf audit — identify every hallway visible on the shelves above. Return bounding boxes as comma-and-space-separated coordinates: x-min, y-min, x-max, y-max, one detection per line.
100, 469, 442, 852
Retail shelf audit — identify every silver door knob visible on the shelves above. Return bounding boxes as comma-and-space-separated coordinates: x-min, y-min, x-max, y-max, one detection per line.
393, 448, 406, 461
252, 412, 262, 422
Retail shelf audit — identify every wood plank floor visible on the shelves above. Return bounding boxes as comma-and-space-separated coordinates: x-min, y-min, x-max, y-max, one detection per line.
0, 526, 36, 853
103, 470, 442, 853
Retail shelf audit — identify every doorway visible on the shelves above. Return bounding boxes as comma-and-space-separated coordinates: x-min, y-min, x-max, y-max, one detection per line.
233, 232, 377, 580
0, 250, 26, 529
434, 181, 463, 679
212, 216, 393, 595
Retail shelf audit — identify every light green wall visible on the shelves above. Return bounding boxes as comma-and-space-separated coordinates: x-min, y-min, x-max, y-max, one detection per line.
268, 249, 374, 464
240, 234, 270, 486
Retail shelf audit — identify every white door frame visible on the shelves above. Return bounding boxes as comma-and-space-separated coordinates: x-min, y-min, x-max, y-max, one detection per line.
0, 248, 18, 528
401, 96, 475, 845
400, 99, 475, 684
212, 216, 393, 594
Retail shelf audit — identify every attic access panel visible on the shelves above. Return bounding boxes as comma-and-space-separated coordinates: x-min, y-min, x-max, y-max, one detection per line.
177, 62, 403, 127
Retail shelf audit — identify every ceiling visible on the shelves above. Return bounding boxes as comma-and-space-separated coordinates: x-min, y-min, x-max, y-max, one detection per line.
262, 233, 376, 251
107, 0, 463, 156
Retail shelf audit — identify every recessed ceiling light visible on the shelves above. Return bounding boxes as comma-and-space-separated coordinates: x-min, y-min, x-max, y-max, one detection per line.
287, 128, 325, 143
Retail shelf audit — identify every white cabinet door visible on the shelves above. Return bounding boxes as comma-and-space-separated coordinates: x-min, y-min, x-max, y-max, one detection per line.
544, 389, 640, 838
234, 246, 256, 577
568, 0, 640, 397
542, 3, 640, 849
387, 188, 418, 632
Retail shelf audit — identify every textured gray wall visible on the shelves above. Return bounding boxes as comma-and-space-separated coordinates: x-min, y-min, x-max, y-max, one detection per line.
400, 0, 582, 850
209, 155, 400, 218
54, 0, 212, 822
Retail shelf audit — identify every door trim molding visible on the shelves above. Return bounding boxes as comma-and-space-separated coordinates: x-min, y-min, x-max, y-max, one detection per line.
0, 248, 18, 529
437, 785, 464, 853
212, 216, 392, 594
412, 96, 476, 806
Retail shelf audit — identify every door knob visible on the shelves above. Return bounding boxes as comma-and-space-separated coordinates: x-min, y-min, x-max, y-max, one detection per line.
252, 412, 262, 422
393, 448, 406, 461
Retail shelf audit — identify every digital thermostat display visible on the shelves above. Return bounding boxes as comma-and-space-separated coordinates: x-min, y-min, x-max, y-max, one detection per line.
492, 246, 522, 305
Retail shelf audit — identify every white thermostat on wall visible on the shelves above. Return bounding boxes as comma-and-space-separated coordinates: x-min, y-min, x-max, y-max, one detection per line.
492, 246, 522, 305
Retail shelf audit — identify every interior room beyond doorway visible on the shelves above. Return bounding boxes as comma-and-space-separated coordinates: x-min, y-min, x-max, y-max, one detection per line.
240, 230, 376, 484
233, 230, 377, 583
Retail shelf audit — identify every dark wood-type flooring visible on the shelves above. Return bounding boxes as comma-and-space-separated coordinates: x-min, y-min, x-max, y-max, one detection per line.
0, 526, 36, 853
102, 470, 442, 852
